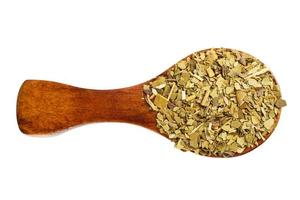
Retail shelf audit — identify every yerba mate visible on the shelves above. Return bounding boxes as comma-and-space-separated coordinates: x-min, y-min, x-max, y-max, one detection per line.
143, 48, 286, 157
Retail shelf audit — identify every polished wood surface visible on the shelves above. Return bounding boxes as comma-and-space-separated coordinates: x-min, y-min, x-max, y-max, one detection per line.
17, 80, 161, 136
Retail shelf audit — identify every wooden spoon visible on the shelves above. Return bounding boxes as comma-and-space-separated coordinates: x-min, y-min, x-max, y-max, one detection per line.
17, 48, 281, 157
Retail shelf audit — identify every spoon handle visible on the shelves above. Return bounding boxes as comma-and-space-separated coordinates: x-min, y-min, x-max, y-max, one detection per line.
17, 80, 157, 135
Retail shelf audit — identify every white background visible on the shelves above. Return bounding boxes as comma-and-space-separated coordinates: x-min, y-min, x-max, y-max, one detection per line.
0, 0, 299, 199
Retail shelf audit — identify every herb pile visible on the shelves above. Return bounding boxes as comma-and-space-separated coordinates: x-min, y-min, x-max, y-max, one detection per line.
143, 48, 286, 157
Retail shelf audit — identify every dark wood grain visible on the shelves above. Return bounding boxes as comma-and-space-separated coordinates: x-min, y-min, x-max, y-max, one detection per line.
17, 80, 161, 136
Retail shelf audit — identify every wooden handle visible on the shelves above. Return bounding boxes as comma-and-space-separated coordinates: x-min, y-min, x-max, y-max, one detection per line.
17, 80, 158, 135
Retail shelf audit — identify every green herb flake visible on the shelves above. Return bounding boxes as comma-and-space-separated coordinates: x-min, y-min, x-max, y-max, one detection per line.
143, 48, 286, 157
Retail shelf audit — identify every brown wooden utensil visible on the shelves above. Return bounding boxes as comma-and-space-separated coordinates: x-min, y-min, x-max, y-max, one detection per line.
17, 79, 159, 135
17, 48, 282, 157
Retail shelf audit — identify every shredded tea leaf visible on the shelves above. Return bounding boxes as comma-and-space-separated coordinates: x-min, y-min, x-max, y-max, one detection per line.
143, 48, 286, 157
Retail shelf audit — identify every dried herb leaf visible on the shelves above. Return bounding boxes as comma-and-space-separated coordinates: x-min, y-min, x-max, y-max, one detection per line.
151, 76, 166, 88
264, 118, 274, 130
177, 60, 187, 69
154, 94, 168, 109
236, 90, 247, 105
206, 67, 215, 77
275, 99, 287, 108
143, 48, 286, 157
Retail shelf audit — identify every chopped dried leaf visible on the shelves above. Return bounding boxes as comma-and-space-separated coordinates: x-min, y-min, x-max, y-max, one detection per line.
225, 87, 234, 94
238, 57, 246, 66
145, 95, 158, 111
248, 78, 261, 87
219, 132, 227, 140
264, 118, 274, 130
151, 76, 166, 88
275, 99, 287, 108
236, 137, 245, 147
222, 124, 236, 133
251, 115, 260, 125
216, 76, 226, 89
236, 90, 247, 105
177, 60, 187, 69
231, 120, 241, 128
206, 67, 215, 77
143, 48, 285, 157
201, 90, 210, 107
154, 94, 168, 109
